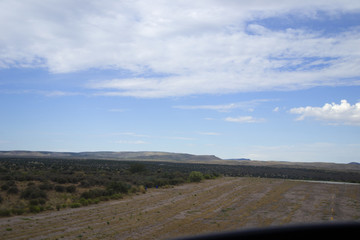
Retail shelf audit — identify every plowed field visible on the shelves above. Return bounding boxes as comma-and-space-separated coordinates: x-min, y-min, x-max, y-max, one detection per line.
1, 177, 360, 239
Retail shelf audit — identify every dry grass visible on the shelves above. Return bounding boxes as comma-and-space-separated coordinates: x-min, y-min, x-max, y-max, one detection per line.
1, 177, 359, 240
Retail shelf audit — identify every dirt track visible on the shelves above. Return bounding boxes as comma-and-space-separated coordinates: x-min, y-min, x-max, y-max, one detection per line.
1, 177, 360, 239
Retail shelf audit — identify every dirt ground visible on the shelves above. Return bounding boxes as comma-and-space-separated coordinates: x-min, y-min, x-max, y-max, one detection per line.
1, 177, 359, 240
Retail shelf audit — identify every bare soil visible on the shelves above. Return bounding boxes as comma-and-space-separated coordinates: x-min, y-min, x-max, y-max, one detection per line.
1, 177, 359, 240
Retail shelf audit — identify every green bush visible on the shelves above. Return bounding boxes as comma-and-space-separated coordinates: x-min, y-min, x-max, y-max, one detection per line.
29, 205, 42, 213
70, 203, 81, 208
66, 185, 76, 193
81, 188, 107, 199
21, 186, 47, 200
7, 186, 19, 194
106, 181, 129, 194
39, 182, 54, 190
29, 199, 39, 205
129, 163, 146, 173
79, 198, 88, 206
29, 198, 46, 206
12, 208, 25, 215
0, 208, 11, 217
54, 185, 65, 192
110, 193, 123, 199
189, 171, 203, 182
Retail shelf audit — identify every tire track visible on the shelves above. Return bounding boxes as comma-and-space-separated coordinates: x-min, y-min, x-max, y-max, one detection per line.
1, 177, 360, 240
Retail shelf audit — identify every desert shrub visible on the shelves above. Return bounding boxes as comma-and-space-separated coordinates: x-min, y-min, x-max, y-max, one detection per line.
169, 178, 186, 185
39, 182, 54, 190
110, 193, 123, 199
138, 185, 146, 193
29, 198, 46, 206
129, 186, 139, 194
80, 178, 99, 188
144, 181, 154, 188
55, 185, 65, 192
29, 199, 39, 205
70, 203, 81, 208
81, 188, 107, 199
204, 173, 218, 179
52, 176, 67, 184
12, 208, 25, 215
129, 163, 146, 173
189, 171, 203, 182
80, 180, 91, 188
29, 205, 43, 213
154, 178, 169, 187
99, 196, 110, 201
66, 185, 76, 193
7, 186, 19, 194
79, 198, 88, 206
20, 186, 47, 200
106, 181, 129, 194
1, 180, 16, 191
0, 208, 11, 217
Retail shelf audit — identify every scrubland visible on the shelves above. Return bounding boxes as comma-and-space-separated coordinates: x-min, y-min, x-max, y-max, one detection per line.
1, 177, 359, 240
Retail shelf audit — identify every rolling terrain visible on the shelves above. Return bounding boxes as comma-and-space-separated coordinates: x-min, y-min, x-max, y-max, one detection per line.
1, 150, 359, 172
0, 151, 221, 162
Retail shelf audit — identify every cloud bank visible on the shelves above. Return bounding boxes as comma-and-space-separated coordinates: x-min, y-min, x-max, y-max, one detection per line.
1, 1, 360, 97
290, 100, 360, 125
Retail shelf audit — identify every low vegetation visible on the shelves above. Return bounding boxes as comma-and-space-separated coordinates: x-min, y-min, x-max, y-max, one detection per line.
1, 177, 359, 239
0, 158, 219, 216
1, 157, 360, 217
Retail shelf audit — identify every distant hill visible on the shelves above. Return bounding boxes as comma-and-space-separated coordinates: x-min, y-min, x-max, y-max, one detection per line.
226, 158, 251, 161
1, 150, 359, 172
349, 162, 360, 165
0, 150, 222, 163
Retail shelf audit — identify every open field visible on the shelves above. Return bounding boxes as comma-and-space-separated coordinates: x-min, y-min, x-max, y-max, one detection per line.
1, 177, 359, 240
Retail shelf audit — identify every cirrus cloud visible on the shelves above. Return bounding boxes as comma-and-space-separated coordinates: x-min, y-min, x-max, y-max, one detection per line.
225, 116, 265, 123
1, 1, 360, 98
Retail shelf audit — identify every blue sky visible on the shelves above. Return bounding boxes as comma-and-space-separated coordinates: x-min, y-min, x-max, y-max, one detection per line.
1, 1, 360, 163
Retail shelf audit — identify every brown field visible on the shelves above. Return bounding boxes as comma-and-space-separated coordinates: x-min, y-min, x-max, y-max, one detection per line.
1, 177, 360, 240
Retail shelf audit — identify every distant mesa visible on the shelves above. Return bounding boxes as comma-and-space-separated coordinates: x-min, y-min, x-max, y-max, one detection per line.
226, 158, 251, 161
0, 150, 222, 163
348, 162, 360, 165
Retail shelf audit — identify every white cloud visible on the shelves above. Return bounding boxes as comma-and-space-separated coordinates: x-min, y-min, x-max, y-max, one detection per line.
225, 116, 265, 123
173, 99, 271, 112
42, 90, 81, 97
1, 1, 360, 97
273, 107, 280, 112
290, 100, 360, 125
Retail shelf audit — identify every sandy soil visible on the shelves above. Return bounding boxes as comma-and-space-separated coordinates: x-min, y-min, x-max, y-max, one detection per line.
1, 177, 359, 240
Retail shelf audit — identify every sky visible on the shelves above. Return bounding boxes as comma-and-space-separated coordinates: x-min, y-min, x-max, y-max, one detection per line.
1, 0, 360, 163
